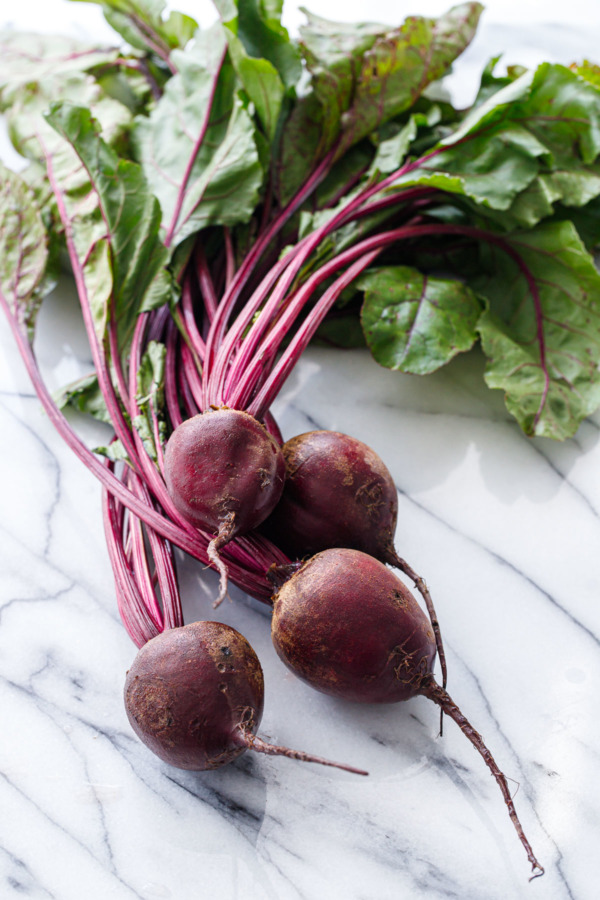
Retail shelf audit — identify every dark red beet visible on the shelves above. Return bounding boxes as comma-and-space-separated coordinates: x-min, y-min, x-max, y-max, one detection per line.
262, 430, 398, 562
263, 430, 447, 689
124, 620, 368, 774
271, 549, 543, 878
272, 548, 435, 703
165, 408, 286, 603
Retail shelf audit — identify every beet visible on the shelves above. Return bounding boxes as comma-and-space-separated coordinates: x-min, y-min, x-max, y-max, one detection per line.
272, 548, 435, 703
263, 430, 447, 688
164, 408, 285, 603
262, 430, 399, 562
271, 549, 543, 878
124, 620, 367, 774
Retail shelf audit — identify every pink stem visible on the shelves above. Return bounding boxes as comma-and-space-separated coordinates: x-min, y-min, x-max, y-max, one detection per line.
202, 148, 338, 399
196, 245, 218, 322
249, 249, 381, 418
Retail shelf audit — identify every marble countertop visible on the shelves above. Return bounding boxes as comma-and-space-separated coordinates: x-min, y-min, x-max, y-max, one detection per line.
1, 3, 599, 899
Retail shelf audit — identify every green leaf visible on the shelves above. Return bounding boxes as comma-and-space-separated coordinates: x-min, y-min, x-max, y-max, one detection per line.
133, 25, 263, 246
70, 0, 197, 54
216, 0, 301, 88
400, 63, 600, 222
359, 266, 482, 374
94, 438, 129, 461
134, 340, 167, 460
336, 3, 483, 155
314, 311, 367, 349
5, 71, 131, 165
472, 55, 525, 108
0, 163, 49, 338
0, 31, 119, 108
571, 60, 600, 90
369, 117, 419, 175
222, 28, 285, 141
551, 195, 600, 250
315, 142, 374, 207
474, 222, 600, 439
277, 3, 482, 203
54, 372, 111, 423
46, 103, 175, 351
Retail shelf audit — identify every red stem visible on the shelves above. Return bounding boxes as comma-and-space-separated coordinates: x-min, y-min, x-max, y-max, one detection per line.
202, 148, 338, 400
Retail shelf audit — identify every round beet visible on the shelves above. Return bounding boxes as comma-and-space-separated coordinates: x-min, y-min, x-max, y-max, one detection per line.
262, 430, 398, 562
164, 408, 286, 603
272, 548, 436, 703
124, 620, 367, 775
124, 621, 264, 769
165, 408, 285, 535
271, 549, 543, 878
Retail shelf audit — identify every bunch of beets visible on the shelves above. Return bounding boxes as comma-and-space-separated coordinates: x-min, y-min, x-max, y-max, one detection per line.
0, 0, 555, 879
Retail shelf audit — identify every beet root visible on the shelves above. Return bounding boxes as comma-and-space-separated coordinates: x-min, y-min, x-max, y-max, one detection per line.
262, 430, 398, 562
164, 408, 285, 604
271, 549, 543, 878
272, 548, 436, 703
262, 430, 447, 689
124, 620, 367, 774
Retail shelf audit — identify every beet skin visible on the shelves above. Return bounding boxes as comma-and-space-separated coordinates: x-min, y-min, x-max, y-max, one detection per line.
165, 407, 285, 539
271, 548, 436, 704
124, 621, 264, 770
261, 430, 398, 562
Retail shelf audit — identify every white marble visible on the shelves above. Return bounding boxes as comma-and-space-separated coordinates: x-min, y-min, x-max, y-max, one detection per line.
1, 3, 600, 899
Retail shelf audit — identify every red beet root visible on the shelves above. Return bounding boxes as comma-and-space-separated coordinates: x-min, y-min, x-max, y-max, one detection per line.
124, 621, 368, 774
272, 547, 436, 703
263, 430, 447, 689
271, 549, 544, 878
262, 430, 398, 562
165, 408, 285, 603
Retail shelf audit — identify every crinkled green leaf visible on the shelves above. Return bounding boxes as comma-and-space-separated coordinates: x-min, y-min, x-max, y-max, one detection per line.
134, 340, 167, 460
70, 0, 197, 54
215, 0, 301, 88
399, 63, 600, 221
369, 117, 419, 175
277, 3, 482, 203
359, 266, 482, 374
0, 163, 49, 337
0, 31, 119, 108
46, 103, 175, 351
474, 221, 600, 439
54, 372, 111, 423
570, 60, 600, 90
133, 25, 263, 246
5, 71, 131, 165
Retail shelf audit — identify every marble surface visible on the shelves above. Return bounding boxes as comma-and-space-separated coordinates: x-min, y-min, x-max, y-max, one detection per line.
1, 2, 600, 899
